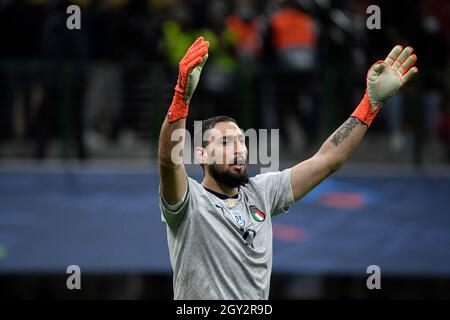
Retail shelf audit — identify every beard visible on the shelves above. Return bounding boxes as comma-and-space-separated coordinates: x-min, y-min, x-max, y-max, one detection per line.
208, 163, 249, 188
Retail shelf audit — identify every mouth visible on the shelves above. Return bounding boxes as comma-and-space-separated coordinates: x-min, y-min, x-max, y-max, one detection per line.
231, 164, 244, 171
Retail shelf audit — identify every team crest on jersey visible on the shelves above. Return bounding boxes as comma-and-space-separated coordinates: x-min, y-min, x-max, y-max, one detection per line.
231, 210, 246, 227
249, 205, 266, 222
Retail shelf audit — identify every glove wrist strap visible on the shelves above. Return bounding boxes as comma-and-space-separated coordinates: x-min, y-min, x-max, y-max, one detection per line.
167, 89, 188, 123
351, 92, 380, 127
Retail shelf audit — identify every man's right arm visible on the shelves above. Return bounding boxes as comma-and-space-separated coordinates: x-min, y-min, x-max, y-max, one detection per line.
158, 37, 209, 205
158, 117, 188, 205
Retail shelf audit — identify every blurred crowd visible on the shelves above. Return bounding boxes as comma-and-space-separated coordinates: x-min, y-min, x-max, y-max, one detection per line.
0, 0, 449, 161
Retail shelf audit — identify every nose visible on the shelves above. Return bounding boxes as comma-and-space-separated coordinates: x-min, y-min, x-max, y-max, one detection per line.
235, 138, 246, 159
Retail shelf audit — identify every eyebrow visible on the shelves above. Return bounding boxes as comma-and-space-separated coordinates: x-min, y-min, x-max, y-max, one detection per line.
221, 134, 245, 141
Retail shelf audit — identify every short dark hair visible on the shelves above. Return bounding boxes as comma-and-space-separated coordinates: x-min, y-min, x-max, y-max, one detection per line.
197, 115, 238, 148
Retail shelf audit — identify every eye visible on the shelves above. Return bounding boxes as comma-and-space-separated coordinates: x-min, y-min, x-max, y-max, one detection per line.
222, 137, 232, 145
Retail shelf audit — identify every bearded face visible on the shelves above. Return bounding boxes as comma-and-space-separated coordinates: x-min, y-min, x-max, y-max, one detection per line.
207, 157, 249, 188
200, 121, 249, 188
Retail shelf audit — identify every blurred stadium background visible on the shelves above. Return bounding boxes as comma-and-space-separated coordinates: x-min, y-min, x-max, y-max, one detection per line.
0, 0, 449, 299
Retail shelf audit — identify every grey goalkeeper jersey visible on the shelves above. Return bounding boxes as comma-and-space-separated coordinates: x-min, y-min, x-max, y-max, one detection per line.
160, 169, 294, 300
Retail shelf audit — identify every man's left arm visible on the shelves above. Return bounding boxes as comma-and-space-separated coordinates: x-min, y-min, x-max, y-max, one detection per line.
291, 45, 419, 201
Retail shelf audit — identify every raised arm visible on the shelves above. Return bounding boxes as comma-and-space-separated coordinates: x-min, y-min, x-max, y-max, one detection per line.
291, 45, 418, 201
158, 37, 209, 204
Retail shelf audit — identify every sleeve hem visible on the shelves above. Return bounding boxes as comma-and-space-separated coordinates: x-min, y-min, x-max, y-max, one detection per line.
160, 177, 189, 215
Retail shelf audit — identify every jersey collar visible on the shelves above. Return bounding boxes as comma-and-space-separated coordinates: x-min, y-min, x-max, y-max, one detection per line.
203, 186, 239, 200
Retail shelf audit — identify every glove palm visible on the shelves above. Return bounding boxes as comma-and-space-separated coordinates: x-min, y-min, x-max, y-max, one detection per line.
366, 45, 418, 111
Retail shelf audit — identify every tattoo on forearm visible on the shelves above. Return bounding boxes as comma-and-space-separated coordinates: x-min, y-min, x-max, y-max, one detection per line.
330, 117, 361, 146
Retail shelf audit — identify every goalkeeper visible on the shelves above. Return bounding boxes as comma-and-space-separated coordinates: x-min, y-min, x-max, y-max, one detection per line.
158, 37, 418, 299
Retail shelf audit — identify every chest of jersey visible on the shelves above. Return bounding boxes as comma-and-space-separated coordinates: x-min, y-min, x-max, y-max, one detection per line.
195, 191, 271, 250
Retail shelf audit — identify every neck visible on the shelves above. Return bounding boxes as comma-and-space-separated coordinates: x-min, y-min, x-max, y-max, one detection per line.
202, 174, 239, 197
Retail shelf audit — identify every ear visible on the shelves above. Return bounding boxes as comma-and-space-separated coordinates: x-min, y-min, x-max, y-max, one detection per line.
195, 147, 207, 165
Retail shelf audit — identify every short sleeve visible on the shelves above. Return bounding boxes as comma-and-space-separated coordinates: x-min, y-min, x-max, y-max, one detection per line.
159, 179, 190, 231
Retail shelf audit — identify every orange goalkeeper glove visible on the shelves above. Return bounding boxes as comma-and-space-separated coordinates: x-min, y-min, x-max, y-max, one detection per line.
167, 37, 209, 123
352, 45, 419, 127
